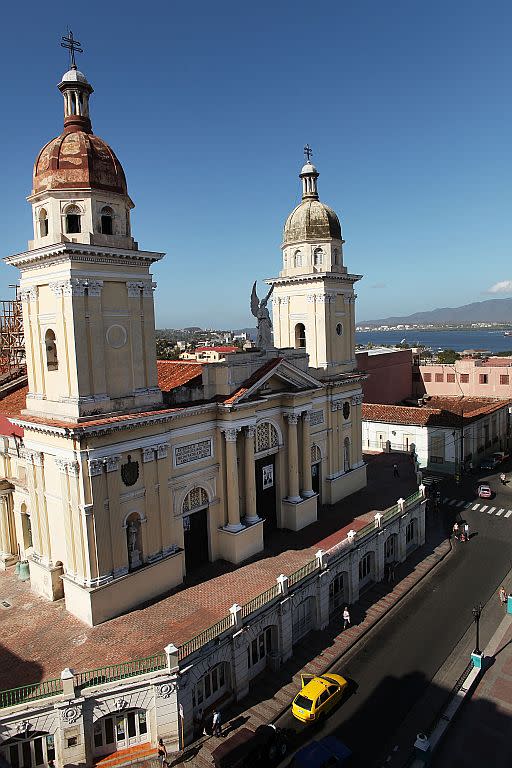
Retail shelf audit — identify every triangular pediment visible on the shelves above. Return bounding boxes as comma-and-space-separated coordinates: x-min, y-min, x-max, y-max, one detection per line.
226, 357, 322, 404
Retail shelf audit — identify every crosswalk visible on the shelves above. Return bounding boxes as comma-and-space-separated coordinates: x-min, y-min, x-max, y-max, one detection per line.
443, 497, 512, 519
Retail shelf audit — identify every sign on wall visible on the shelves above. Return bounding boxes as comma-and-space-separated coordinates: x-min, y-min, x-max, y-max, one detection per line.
174, 438, 213, 467
262, 464, 274, 489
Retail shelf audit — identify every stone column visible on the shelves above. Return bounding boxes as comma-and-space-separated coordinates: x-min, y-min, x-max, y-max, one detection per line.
224, 429, 243, 531
33, 453, 52, 563
286, 414, 301, 502
57, 459, 77, 576
0, 492, 15, 566
142, 447, 162, 558
104, 456, 127, 576
88, 459, 114, 582
244, 426, 259, 523
301, 412, 314, 497
156, 444, 174, 554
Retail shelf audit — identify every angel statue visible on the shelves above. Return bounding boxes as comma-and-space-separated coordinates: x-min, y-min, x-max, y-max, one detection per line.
251, 281, 274, 349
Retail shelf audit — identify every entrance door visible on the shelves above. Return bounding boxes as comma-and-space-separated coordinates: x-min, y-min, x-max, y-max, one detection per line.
256, 455, 277, 528
93, 710, 148, 758
183, 507, 209, 573
311, 462, 321, 498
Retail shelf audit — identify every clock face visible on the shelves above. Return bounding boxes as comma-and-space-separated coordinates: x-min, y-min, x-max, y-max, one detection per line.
343, 401, 350, 420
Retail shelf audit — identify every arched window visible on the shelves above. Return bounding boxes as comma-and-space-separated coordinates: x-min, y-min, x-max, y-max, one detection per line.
294, 250, 302, 268
311, 444, 322, 464
65, 204, 81, 234
333, 247, 340, 265
101, 205, 114, 235
45, 329, 58, 371
182, 487, 209, 514
343, 437, 351, 471
39, 208, 49, 237
294, 323, 306, 348
255, 422, 279, 453
313, 247, 323, 266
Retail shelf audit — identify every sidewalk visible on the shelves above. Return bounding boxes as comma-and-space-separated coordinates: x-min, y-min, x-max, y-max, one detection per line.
432, 611, 512, 767
144, 512, 451, 768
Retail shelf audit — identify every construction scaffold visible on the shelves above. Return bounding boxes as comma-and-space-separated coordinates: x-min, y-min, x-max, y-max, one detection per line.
0, 289, 26, 384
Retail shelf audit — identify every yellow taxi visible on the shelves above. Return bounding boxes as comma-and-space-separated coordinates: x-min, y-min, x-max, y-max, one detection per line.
291, 673, 349, 723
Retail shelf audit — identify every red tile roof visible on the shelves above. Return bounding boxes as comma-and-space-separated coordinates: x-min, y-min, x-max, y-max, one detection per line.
156, 360, 203, 390
223, 358, 283, 405
195, 346, 238, 353
362, 397, 510, 428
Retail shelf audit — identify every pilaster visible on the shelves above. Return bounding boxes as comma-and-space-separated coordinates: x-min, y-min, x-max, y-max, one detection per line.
285, 413, 301, 502
243, 426, 259, 523
223, 428, 243, 532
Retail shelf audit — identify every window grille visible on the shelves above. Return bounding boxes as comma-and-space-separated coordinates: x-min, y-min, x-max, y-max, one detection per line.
183, 487, 208, 513
255, 422, 279, 453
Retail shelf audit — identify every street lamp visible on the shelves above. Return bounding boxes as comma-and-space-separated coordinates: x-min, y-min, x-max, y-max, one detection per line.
472, 604, 483, 656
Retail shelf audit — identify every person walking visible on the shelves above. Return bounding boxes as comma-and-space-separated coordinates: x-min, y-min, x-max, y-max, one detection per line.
212, 709, 222, 737
500, 472, 507, 485
343, 606, 351, 629
157, 738, 168, 766
499, 586, 507, 608
463, 522, 470, 542
452, 522, 459, 540
393, 463, 399, 478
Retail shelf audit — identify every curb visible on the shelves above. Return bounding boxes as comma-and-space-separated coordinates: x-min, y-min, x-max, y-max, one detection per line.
268, 530, 453, 726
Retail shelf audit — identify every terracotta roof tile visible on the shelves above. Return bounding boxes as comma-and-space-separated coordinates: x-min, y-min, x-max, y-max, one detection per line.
156, 360, 203, 390
362, 397, 510, 429
223, 358, 284, 405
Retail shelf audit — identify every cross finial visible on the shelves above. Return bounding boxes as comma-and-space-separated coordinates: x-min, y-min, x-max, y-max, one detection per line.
304, 144, 313, 163
61, 30, 84, 70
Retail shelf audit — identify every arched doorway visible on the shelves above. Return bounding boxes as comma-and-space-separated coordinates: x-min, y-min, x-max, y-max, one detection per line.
254, 422, 280, 529
0, 731, 55, 768
93, 709, 148, 759
311, 444, 322, 500
292, 596, 316, 644
182, 487, 210, 573
329, 571, 348, 616
247, 625, 276, 680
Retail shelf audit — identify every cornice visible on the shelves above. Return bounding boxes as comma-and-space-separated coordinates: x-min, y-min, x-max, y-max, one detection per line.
4, 243, 164, 269
266, 272, 363, 287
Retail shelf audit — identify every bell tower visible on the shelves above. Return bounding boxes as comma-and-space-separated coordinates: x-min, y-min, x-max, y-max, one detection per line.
269, 149, 362, 376
5, 38, 163, 422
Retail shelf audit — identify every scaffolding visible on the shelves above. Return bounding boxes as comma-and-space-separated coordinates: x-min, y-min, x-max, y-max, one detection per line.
0, 289, 26, 382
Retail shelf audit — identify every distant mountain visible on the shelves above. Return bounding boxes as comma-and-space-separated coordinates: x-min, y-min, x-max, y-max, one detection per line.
360, 298, 512, 326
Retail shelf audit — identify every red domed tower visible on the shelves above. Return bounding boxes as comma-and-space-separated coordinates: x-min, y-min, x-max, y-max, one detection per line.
28, 48, 135, 251
5, 39, 164, 422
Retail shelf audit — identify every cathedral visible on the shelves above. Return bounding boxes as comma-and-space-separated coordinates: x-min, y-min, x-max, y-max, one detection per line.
0, 55, 367, 626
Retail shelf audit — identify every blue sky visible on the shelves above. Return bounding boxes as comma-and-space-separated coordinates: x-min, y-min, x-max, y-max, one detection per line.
0, 0, 511, 327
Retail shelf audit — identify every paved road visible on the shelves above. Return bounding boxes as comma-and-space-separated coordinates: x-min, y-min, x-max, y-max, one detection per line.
276, 468, 512, 766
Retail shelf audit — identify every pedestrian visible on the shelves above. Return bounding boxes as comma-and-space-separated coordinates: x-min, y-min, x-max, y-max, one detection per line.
452, 522, 459, 540
393, 463, 399, 478
499, 586, 507, 607
500, 473, 506, 485
463, 522, 469, 542
157, 738, 168, 766
212, 709, 222, 737
343, 606, 351, 629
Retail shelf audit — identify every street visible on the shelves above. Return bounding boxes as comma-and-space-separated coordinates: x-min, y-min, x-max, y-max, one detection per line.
276, 467, 512, 766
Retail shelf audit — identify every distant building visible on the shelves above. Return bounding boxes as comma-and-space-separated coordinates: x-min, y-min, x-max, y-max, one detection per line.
179, 345, 239, 362
362, 397, 510, 474
356, 348, 413, 404
414, 357, 512, 399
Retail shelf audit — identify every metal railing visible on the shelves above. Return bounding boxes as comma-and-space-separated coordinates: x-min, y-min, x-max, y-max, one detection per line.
178, 614, 233, 660
288, 559, 318, 586
241, 584, 280, 618
0, 678, 63, 709
76, 653, 167, 690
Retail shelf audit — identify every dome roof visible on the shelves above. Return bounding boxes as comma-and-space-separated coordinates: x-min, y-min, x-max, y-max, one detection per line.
61, 68, 88, 83
283, 199, 341, 246
33, 130, 128, 196
300, 162, 318, 176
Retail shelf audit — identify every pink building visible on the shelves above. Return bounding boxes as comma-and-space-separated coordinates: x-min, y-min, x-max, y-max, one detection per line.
356, 348, 413, 404
414, 357, 512, 399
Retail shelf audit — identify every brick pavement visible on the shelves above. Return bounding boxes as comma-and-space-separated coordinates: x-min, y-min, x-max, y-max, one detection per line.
0, 453, 417, 691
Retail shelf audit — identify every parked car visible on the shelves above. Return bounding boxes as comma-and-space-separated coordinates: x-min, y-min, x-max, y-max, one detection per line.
491, 451, 510, 464
291, 735, 353, 767
211, 724, 289, 768
292, 673, 349, 724
480, 456, 500, 471
477, 484, 493, 499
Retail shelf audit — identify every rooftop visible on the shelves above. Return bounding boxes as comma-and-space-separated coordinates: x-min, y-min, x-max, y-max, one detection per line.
362, 396, 510, 428
0, 453, 417, 692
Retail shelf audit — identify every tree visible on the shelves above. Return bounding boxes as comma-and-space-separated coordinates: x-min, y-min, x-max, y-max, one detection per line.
437, 349, 461, 364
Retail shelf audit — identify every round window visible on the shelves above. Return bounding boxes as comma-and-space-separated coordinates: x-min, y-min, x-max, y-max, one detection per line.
343, 401, 350, 420
336, 323, 343, 336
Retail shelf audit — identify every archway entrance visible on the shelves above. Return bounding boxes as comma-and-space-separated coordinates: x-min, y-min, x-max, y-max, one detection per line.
0, 732, 55, 768
255, 455, 277, 529
93, 709, 148, 758
182, 488, 210, 573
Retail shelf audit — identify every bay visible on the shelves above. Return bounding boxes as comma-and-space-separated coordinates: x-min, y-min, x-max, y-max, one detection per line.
355, 329, 512, 354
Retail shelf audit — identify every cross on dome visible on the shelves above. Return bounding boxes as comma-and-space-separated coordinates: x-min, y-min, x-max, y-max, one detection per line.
61, 30, 83, 70
304, 144, 313, 163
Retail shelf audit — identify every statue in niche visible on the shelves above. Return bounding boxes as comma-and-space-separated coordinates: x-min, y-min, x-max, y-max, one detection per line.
251, 282, 274, 350
127, 518, 142, 570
